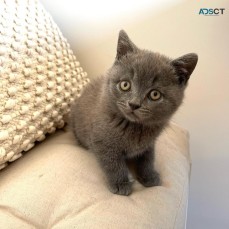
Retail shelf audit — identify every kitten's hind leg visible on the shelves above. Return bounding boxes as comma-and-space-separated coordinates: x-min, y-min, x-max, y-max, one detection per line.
95, 147, 132, 196
132, 148, 161, 187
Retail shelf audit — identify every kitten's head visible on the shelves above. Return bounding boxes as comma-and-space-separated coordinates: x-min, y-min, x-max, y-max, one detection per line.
106, 30, 198, 125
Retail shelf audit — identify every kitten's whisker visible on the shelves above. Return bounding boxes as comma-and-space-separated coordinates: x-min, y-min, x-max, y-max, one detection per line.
117, 101, 126, 107
138, 109, 152, 116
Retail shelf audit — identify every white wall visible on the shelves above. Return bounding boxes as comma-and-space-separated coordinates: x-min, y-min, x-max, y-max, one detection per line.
41, 0, 229, 228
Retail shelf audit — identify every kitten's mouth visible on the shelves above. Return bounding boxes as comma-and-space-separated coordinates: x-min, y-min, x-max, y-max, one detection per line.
128, 111, 138, 118
117, 103, 141, 122
125, 110, 140, 122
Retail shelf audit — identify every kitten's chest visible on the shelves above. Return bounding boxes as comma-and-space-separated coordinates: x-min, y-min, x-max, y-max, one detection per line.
115, 121, 155, 156
126, 134, 153, 157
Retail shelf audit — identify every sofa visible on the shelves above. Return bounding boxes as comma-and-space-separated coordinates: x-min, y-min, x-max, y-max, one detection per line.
0, 1, 191, 228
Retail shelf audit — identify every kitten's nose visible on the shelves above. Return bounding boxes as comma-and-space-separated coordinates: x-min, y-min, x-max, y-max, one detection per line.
128, 101, 140, 110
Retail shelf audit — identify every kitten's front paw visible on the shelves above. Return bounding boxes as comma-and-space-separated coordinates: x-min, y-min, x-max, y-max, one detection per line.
109, 182, 132, 196
137, 170, 161, 187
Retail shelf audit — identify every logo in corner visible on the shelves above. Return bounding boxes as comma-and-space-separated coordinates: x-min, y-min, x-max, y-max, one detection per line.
199, 8, 225, 16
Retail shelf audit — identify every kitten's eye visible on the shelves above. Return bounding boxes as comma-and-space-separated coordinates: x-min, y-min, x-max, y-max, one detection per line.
149, 90, 161, 101
119, 81, 131, 91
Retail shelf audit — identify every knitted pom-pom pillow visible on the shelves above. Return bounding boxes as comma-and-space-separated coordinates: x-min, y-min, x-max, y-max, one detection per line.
0, 0, 89, 169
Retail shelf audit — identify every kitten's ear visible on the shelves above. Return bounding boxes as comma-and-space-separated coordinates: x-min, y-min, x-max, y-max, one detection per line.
171, 53, 198, 85
116, 30, 137, 60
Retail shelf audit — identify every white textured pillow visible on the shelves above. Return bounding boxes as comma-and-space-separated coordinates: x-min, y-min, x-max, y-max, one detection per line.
0, 0, 89, 169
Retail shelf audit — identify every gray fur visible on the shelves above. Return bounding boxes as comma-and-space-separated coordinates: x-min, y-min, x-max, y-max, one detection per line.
70, 30, 198, 195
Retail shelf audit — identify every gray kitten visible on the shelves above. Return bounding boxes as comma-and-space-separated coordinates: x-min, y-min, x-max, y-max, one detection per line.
70, 30, 198, 196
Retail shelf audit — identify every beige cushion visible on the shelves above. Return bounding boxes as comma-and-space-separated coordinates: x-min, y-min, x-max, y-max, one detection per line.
0, 123, 190, 229
0, 0, 89, 169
